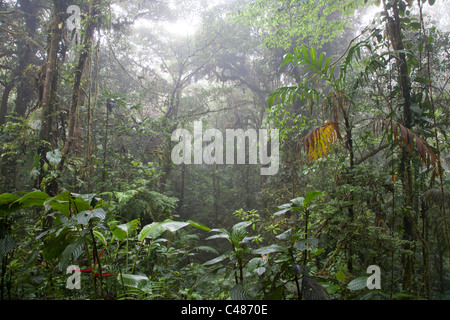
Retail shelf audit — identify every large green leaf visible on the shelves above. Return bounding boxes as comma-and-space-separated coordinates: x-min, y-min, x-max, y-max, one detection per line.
0, 193, 19, 206
203, 251, 232, 266
187, 220, 211, 232
347, 276, 368, 291
138, 219, 208, 242
46, 149, 62, 165
74, 208, 106, 226
205, 232, 230, 241
44, 192, 94, 217
0, 193, 20, 216
294, 237, 319, 251
253, 244, 287, 255
118, 273, 152, 293
11, 190, 50, 210
303, 191, 323, 207
290, 197, 305, 206
138, 220, 187, 241
111, 219, 140, 241
138, 222, 165, 241
275, 229, 292, 241
274, 203, 292, 216
248, 257, 267, 275
336, 269, 345, 283
42, 228, 77, 261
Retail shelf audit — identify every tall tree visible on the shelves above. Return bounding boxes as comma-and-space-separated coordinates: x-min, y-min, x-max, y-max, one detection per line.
61, 0, 101, 161
36, 0, 67, 195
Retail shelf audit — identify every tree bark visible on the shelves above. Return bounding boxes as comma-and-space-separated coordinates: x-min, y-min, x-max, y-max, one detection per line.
14, 0, 40, 118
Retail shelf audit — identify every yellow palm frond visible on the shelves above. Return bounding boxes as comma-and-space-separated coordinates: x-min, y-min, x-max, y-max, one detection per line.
300, 121, 342, 163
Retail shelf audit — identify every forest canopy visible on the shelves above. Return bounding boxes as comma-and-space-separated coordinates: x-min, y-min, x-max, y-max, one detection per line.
0, 0, 449, 302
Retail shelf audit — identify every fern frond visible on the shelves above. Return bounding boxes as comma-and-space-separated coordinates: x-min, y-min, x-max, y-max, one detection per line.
193, 246, 219, 255
230, 284, 250, 300
61, 237, 86, 267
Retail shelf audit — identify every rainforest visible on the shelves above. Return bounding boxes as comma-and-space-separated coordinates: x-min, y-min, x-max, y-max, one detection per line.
0, 0, 449, 304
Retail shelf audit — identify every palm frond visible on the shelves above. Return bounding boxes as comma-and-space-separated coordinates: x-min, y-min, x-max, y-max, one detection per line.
373, 118, 437, 170
299, 121, 342, 163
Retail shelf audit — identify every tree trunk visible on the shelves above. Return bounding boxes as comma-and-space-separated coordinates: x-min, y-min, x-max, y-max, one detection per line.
0, 83, 13, 126
178, 163, 186, 217
61, 0, 99, 161
385, 0, 415, 293
14, 0, 40, 118
37, 0, 66, 196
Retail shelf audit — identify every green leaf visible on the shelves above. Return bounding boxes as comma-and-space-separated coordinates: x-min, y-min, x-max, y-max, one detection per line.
323, 57, 332, 74
111, 219, 140, 241
301, 45, 309, 62
294, 237, 319, 251
347, 277, 368, 291
428, 0, 435, 6
318, 52, 324, 68
203, 251, 232, 266
74, 208, 106, 226
93, 230, 107, 246
187, 220, 211, 232
12, 190, 50, 209
274, 203, 292, 216
275, 229, 292, 241
46, 149, 62, 165
0, 193, 19, 206
310, 46, 317, 65
414, 77, 430, 84
138, 219, 204, 242
230, 221, 252, 246
280, 53, 294, 68
118, 273, 151, 292
44, 192, 94, 217
0, 193, 20, 216
253, 244, 287, 255
42, 228, 76, 261
303, 191, 323, 207
248, 257, 264, 273
336, 269, 345, 283
290, 197, 305, 207
205, 232, 231, 241
409, 22, 422, 31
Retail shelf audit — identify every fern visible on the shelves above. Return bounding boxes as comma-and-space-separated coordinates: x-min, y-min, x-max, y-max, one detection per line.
302, 275, 330, 300
0, 235, 15, 260
61, 236, 86, 268
230, 284, 250, 300
193, 246, 219, 255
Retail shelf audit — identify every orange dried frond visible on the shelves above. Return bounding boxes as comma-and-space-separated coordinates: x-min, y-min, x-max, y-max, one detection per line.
373, 118, 437, 171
